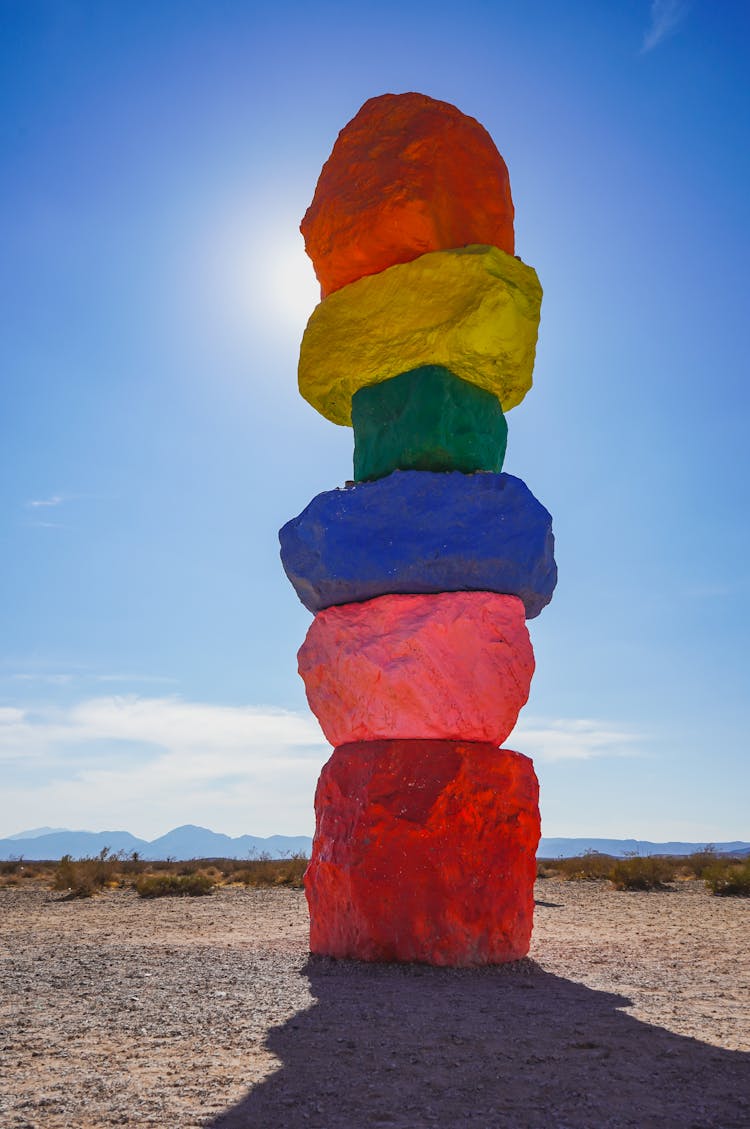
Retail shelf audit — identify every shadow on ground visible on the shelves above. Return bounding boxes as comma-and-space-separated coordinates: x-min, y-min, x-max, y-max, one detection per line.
210, 957, 749, 1129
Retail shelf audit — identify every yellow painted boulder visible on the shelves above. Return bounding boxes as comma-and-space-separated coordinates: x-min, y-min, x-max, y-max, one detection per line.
298, 244, 542, 426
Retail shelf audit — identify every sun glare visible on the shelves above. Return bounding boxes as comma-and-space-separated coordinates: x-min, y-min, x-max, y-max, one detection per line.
196, 205, 321, 348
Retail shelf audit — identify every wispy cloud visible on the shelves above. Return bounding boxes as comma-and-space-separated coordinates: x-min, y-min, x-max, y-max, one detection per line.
509, 716, 643, 762
93, 674, 179, 685
26, 495, 64, 508
0, 696, 645, 837
0, 695, 328, 837
0, 695, 323, 763
682, 581, 737, 599
25, 494, 68, 528
12, 673, 75, 686
641, 0, 689, 53
0, 707, 25, 724
6, 670, 177, 688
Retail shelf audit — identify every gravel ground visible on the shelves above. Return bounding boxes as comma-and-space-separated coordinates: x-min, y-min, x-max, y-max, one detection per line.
1, 879, 748, 1128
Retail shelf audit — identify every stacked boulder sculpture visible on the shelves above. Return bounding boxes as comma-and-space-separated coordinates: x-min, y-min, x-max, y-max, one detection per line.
280, 92, 557, 966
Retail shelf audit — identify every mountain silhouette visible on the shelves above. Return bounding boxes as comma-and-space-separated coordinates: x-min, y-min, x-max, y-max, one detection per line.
1, 825, 747, 861
0, 824, 312, 861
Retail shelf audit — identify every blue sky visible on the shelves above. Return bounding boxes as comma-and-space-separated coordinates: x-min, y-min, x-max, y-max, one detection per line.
1, 0, 748, 841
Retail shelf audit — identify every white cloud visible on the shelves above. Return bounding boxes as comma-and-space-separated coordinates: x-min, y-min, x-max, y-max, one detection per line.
641, 0, 689, 53
508, 716, 643, 762
682, 581, 736, 599
0, 707, 25, 724
0, 695, 328, 838
93, 674, 179, 685
26, 495, 64, 508
6, 671, 177, 688
0, 695, 643, 838
12, 673, 75, 685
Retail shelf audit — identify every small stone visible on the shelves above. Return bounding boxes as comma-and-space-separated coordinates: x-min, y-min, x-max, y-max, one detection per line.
279, 470, 557, 619
298, 244, 542, 426
297, 591, 534, 747
305, 741, 540, 965
301, 91, 515, 297
352, 365, 507, 481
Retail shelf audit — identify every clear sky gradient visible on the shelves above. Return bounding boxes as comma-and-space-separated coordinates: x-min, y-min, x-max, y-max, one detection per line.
1, 1, 748, 841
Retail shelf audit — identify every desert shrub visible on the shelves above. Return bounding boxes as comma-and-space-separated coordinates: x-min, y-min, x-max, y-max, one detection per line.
704, 858, 750, 897
554, 851, 616, 881
234, 855, 308, 888
218, 858, 257, 880
1, 860, 52, 886
53, 854, 94, 897
217, 858, 241, 878
683, 845, 719, 879
87, 848, 120, 888
146, 859, 171, 873
118, 851, 147, 876
52, 849, 121, 897
45, 852, 309, 896
135, 873, 215, 898
611, 854, 676, 891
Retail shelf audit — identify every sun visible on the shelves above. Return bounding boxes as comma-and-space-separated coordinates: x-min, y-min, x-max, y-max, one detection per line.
264, 229, 321, 333
193, 202, 322, 348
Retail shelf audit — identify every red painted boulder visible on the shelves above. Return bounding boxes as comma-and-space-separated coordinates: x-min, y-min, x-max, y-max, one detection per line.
301, 92, 515, 296
305, 740, 541, 964
298, 591, 534, 747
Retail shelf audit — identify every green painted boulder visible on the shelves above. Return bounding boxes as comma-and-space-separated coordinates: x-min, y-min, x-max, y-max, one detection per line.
352, 366, 507, 482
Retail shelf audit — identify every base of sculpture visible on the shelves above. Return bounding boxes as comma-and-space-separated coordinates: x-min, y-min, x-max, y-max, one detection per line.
305, 739, 540, 966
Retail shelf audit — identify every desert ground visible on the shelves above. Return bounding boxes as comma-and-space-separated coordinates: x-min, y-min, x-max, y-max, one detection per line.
1, 879, 748, 1128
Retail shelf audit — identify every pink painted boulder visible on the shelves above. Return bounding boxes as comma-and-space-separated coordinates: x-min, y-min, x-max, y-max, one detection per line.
297, 590, 534, 746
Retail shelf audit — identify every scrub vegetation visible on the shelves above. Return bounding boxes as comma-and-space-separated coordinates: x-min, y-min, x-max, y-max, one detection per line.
0, 850, 308, 898
538, 847, 750, 895
2, 849, 747, 898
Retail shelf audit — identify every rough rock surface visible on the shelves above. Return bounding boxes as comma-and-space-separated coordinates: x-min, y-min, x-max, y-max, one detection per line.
298, 244, 542, 425
352, 365, 507, 481
301, 91, 515, 297
279, 470, 557, 618
297, 591, 534, 747
305, 741, 540, 965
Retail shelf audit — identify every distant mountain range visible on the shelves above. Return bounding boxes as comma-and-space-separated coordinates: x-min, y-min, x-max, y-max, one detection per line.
0, 825, 312, 861
537, 837, 750, 859
0, 825, 748, 862
5, 826, 68, 840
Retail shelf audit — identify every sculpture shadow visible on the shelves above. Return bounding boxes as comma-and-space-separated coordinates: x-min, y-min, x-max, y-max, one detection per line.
209, 956, 749, 1129
212, 952, 750, 1129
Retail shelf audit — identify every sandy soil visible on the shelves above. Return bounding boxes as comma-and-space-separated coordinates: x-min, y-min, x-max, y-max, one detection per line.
0, 879, 748, 1128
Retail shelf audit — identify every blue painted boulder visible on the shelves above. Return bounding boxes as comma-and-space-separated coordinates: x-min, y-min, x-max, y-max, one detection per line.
279, 470, 557, 618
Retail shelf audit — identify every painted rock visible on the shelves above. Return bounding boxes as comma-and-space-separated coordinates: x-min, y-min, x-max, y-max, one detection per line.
306, 740, 541, 964
297, 591, 534, 747
301, 91, 515, 297
298, 244, 542, 426
352, 365, 507, 481
279, 470, 557, 619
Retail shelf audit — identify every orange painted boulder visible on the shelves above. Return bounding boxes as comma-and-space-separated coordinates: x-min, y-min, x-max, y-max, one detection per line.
297, 591, 534, 747
301, 92, 515, 296
305, 740, 541, 964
